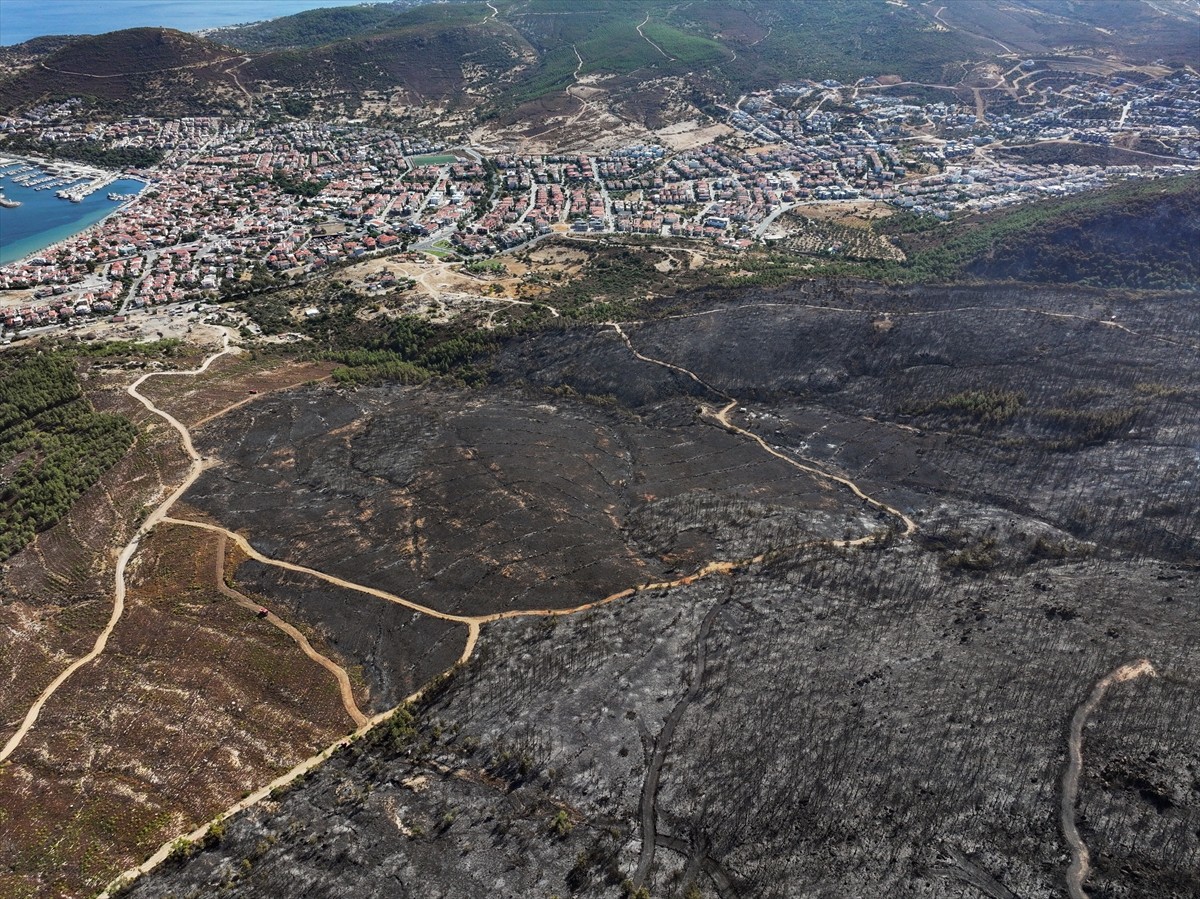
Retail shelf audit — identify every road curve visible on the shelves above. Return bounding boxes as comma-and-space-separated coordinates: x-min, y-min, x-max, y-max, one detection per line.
610, 322, 917, 541
86, 302, 1195, 896
213, 533, 368, 728
633, 596, 724, 889
1061, 659, 1156, 899
162, 516, 478, 626
0, 330, 235, 765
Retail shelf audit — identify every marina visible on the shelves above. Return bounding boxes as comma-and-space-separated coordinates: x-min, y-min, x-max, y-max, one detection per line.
0, 156, 146, 266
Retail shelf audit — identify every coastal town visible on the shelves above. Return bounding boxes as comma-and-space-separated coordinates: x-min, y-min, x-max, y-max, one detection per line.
2, 65, 1198, 338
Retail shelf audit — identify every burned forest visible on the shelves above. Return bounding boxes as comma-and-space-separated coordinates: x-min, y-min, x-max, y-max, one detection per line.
109, 280, 1200, 899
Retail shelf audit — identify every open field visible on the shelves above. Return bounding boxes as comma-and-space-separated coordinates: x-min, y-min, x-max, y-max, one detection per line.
408, 154, 462, 166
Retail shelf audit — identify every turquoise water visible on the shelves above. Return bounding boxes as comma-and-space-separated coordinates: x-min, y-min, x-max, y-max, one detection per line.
0, 172, 146, 266
1, 0, 389, 46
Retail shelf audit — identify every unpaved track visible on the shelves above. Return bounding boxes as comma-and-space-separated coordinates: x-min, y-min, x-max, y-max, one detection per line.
213, 533, 367, 728
637, 12, 672, 60
0, 330, 235, 765
610, 322, 918, 541
162, 517, 479, 626
98, 313, 922, 894
40, 56, 240, 79
1061, 659, 1156, 899
712, 399, 918, 541
191, 372, 334, 429
89, 299, 1196, 894
633, 594, 726, 890
167, 516, 744, 629
611, 321, 731, 398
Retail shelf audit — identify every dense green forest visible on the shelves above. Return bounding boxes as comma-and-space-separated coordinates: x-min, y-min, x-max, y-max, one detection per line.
0, 354, 137, 561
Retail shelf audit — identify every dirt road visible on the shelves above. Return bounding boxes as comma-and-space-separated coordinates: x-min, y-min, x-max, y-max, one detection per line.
1061, 659, 1156, 899
0, 329, 235, 764
610, 322, 918, 541
213, 533, 367, 727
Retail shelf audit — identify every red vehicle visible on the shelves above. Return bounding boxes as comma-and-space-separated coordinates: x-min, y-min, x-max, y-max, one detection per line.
256, 607, 269, 619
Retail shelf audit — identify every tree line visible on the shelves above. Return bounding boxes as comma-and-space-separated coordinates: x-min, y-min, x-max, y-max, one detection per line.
0, 353, 137, 561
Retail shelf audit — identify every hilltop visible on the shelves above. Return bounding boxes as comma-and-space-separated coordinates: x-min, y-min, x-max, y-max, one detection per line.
0, 28, 247, 116
2, 0, 1196, 131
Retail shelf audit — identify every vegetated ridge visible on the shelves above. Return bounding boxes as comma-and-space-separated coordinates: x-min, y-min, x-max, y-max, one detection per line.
0, 28, 247, 116
3, 0, 1195, 124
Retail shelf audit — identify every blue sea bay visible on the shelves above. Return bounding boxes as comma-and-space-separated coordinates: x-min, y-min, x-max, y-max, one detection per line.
0, 172, 146, 266
0, 0, 387, 46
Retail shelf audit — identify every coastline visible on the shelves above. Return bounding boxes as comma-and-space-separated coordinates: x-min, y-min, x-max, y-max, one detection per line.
0, 152, 147, 268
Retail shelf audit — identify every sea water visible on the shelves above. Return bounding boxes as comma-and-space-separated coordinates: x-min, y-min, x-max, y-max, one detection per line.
0, 175, 146, 266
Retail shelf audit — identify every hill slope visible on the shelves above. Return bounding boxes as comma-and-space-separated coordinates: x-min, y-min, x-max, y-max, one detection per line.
241, 7, 535, 108
893, 175, 1200, 290
3, 1, 1193, 123
0, 28, 246, 115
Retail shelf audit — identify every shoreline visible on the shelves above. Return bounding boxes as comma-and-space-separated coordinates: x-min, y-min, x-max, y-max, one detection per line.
0, 153, 148, 269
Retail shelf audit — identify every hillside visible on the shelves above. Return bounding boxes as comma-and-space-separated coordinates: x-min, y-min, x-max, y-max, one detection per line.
214, 1, 429, 51
0, 352, 137, 561
893, 175, 1200, 290
106, 281, 1200, 899
0, 28, 246, 115
3, 1, 1194, 124
241, 8, 535, 109
934, 0, 1200, 66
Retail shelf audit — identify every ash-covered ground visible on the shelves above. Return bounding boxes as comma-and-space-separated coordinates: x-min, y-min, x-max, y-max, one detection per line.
123, 282, 1200, 899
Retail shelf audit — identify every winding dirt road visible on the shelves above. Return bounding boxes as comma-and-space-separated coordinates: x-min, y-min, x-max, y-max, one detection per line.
213, 533, 367, 728
1061, 659, 1157, 899
609, 322, 918, 541
92, 316, 922, 897
40, 56, 241, 79
97, 651, 463, 899
0, 330, 235, 765
636, 12, 672, 60
712, 399, 918, 541
84, 305, 933, 894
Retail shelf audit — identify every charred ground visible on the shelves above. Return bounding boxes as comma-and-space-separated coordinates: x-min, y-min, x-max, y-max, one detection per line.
116, 280, 1199, 899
